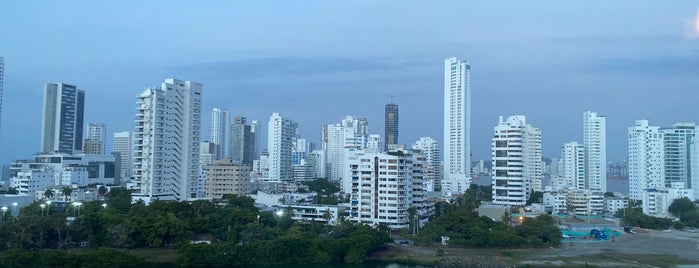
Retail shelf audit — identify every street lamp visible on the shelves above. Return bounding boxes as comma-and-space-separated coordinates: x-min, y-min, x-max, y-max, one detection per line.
12, 202, 17, 223
73, 202, 82, 217
46, 201, 52, 216
40, 204, 46, 216
1, 207, 7, 223
101, 203, 107, 209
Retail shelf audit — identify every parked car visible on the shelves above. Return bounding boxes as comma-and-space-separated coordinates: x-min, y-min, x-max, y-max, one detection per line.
687, 228, 697, 233
662, 229, 672, 233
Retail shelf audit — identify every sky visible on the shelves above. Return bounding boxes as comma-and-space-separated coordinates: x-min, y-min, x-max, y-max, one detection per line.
0, 1, 698, 165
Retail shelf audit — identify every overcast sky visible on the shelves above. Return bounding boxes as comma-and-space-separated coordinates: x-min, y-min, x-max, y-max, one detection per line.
1, 1, 698, 165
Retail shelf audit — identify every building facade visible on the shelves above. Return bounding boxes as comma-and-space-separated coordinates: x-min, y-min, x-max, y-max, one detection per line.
561, 142, 585, 190
660, 122, 697, 189
491, 115, 540, 206
384, 103, 399, 150
412, 137, 441, 191
443, 57, 471, 196
83, 123, 107, 155
583, 111, 606, 192
211, 108, 231, 160
231, 116, 256, 164
267, 113, 296, 180
132, 79, 202, 204
628, 120, 665, 201
41, 83, 85, 154
112, 131, 133, 179
205, 159, 251, 199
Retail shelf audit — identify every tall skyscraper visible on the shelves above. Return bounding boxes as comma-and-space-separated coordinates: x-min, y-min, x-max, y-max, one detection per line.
231, 116, 256, 164
628, 120, 665, 200
132, 79, 202, 203
412, 137, 441, 191
491, 116, 540, 206
112, 131, 133, 179
84, 122, 107, 154
443, 57, 471, 196
385, 102, 399, 150
251, 120, 261, 160
325, 116, 368, 182
561, 142, 585, 190
41, 83, 85, 154
660, 122, 697, 189
0, 56, 4, 137
583, 111, 606, 192
211, 108, 231, 160
267, 113, 296, 180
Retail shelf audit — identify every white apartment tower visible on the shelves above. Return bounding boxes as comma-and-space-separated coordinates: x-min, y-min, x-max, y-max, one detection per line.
0, 56, 3, 137
491, 115, 540, 206
267, 113, 296, 180
561, 142, 585, 190
660, 123, 697, 189
443, 57, 471, 196
628, 120, 665, 201
412, 137, 442, 191
325, 116, 369, 183
132, 79, 202, 204
523, 124, 543, 192
112, 131, 133, 179
211, 108, 231, 160
583, 111, 606, 192
84, 122, 107, 155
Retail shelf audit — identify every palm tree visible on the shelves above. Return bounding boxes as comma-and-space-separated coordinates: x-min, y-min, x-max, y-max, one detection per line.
44, 189, 55, 200
61, 187, 72, 202
97, 186, 108, 197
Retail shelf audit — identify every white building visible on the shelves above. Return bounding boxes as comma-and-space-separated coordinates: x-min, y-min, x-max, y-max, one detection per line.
491, 116, 540, 206
583, 111, 607, 193
211, 108, 231, 160
604, 197, 628, 215
346, 149, 430, 229
561, 142, 585, 190
523, 124, 543, 192
132, 79, 202, 204
366, 134, 383, 150
628, 120, 665, 200
267, 113, 296, 180
443, 57, 471, 196
642, 187, 694, 218
660, 122, 697, 189
692, 139, 699, 200
112, 131, 133, 179
274, 204, 345, 225
412, 137, 441, 191
84, 123, 107, 155
0, 56, 3, 136
324, 116, 368, 183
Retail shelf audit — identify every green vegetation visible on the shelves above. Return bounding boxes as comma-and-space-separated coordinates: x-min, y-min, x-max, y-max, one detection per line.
0, 188, 390, 266
615, 203, 673, 229
418, 185, 561, 248
302, 178, 342, 205
668, 197, 699, 228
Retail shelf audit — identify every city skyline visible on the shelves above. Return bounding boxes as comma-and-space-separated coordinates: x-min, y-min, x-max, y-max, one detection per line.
1, 2, 699, 164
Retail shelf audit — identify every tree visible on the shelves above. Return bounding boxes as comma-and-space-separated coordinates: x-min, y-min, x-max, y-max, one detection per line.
669, 197, 696, 218
44, 189, 54, 200
61, 187, 72, 202
527, 191, 543, 205
97, 186, 108, 197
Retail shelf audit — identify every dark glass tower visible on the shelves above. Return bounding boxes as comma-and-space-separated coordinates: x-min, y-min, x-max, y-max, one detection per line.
384, 103, 399, 150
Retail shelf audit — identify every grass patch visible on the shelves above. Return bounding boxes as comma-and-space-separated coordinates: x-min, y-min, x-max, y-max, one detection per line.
129, 248, 178, 265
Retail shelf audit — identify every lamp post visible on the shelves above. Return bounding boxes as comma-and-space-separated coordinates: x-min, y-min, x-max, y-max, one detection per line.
12, 202, 17, 223
73, 202, 82, 217
46, 201, 52, 216
1, 207, 7, 223
40, 204, 46, 216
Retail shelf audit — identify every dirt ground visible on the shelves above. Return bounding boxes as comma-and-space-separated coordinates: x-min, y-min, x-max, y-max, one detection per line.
387, 230, 699, 267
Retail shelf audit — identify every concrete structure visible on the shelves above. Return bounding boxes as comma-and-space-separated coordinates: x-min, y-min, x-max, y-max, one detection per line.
231, 116, 256, 165
628, 120, 665, 200
0, 56, 4, 138
324, 116, 368, 183
199, 142, 219, 166
112, 131, 133, 179
211, 108, 231, 160
443, 57, 471, 196
274, 204, 345, 225
385, 103, 399, 150
660, 123, 697, 189
83, 123, 106, 155
692, 139, 699, 200
267, 113, 297, 180
583, 111, 607, 192
604, 196, 628, 215
491, 116, 540, 206
642, 187, 694, 218
205, 159, 250, 199
412, 137, 441, 191
345, 149, 430, 229
132, 79, 202, 204
561, 142, 585, 190
41, 83, 85, 154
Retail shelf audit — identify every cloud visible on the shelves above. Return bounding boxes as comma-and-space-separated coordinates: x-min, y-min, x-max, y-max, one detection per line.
686, 8, 699, 40
581, 54, 699, 77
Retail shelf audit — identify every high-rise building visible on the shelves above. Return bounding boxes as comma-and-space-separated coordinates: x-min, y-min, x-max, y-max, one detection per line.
0, 56, 4, 137
267, 113, 296, 180
112, 131, 133, 179
346, 149, 430, 229
41, 83, 85, 154
199, 141, 219, 166
561, 142, 585, 190
412, 137, 441, 191
524, 124, 543, 192
660, 122, 697, 189
231, 116, 256, 164
443, 57, 471, 196
583, 111, 606, 192
132, 79, 202, 203
628, 120, 665, 201
251, 120, 261, 160
385, 103, 399, 150
211, 108, 231, 160
324, 116, 369, 183
491, 115, 540, 206
83, 123, 106, 154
